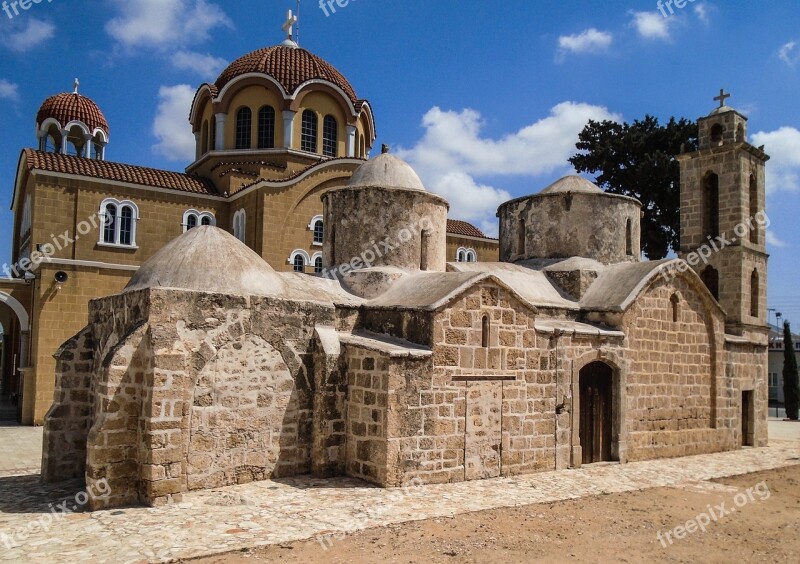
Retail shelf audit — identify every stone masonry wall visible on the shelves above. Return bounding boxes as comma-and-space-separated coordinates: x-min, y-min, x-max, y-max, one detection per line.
41, 326, 94, 482
622, 274, 729, 462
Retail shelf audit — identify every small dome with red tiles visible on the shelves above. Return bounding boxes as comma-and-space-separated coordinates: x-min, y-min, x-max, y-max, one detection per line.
215, 45, 358, 103
36, 89, 109, 135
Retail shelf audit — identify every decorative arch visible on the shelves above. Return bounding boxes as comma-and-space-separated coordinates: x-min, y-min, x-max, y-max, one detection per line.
183, 209, 216, 232
288, 249, 311, 273
0, 292, 29, 331
308, 215, 324, 245
311, 251, 323, 274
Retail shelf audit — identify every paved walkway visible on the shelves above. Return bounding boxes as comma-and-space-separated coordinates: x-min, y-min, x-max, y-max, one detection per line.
0, 424, 797, 563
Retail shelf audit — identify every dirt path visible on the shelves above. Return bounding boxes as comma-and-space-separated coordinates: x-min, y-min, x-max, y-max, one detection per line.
187, 465, 800, 564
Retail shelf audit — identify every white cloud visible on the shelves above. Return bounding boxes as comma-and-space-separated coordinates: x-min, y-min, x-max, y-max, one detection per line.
751, 127, 800, 193
631, 10, 673, 41
778, 41, 798, 66
152, 85, 196, 162
694, 3, 711, 24
766, 231, 788, 248
4, 19, 55, 53
106, 0, 231, 51
396, 102, 620, 231
171, 50, 228, 79
557, 28, 613, 61
0, 79, 19, 101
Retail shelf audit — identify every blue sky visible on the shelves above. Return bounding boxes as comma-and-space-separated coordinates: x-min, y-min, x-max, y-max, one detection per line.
0, 0, 798, 323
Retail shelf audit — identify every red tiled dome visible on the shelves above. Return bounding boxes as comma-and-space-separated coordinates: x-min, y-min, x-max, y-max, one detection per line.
215, 45, 358, 103
37, 92, 109, 135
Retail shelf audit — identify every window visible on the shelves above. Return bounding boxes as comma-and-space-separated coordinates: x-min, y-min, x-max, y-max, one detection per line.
466, 250, 477, 263
258, 106, 275, 149
201, 121, 209, 155
99, 198, 139, 247
235, 107, 252, 150
749, 175, 758, 244
301, 110, 318, 152
625, 219, 633, 256
289, 250, 311, 273
183, 210, 216, 232
457, 250, 465, 262
768, 373, 779, 388
210, 115, 217, 151
420, 231, 430, 271
702, 172, 720, 239
309, 215, 324, 245
457, 247, 477, 262
671, 293, 680, 323
701, 266, 719, 300
233, 209, 246, 242
518, 217, 526, 255
710, 124, 724, 146
750, 270, 760, 318
482, 315, 490, 348
313, 253, 323, 274
322, 115, 338, 157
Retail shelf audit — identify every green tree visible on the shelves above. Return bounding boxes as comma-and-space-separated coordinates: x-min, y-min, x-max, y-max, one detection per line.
569, 116, 698, 259
783, 321, 800, 420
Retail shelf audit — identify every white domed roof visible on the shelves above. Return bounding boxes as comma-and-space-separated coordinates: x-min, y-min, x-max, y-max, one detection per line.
124, 226, 286, 296
540, 175, 603, 195
347, 153, 425, 191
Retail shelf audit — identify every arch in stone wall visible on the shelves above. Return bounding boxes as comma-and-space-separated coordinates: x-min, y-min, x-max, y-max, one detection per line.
187, 334, 299, 490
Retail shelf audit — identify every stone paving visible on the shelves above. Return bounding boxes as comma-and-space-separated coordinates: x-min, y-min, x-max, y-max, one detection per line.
0, 424, 797, 564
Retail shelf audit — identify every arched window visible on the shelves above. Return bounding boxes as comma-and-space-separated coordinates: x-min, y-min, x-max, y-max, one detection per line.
301, 110, 318, 153
233, 209, 246, 242
235, 107, 252, 150
701, 266, 719, 300
750, 269, 760, 318
289, 250, 311, 273
183, 209, 216, 232
210, 115, 217, 151
625, 218, 633, 256
201, 121, 209, 155
313, 220, 324, 244
518, 217, 526, 255
702, 172, 720, 239
467, 250, 477, 262
457, 249, 465, 262
749, 174, 758, 244
322, 115, 338, 157
359, 135, 366, 158
482, 315, 490, 348
710, 124, 724, 146
99, 198, 139, 247
736, 123, 745, 143
294, 255, 305, 272
258, 106, 275, 149
313, 253, 323, 274
670, 293, 680, 323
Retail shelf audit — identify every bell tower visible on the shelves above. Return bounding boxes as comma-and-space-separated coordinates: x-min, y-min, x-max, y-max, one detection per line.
676, 90, 770, 336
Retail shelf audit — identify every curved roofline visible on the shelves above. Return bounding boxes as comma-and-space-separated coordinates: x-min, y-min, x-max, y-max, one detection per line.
498, 187, 642, 213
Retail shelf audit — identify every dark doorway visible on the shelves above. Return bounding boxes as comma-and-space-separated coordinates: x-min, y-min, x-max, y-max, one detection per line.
580, 362, 613, 464
741, 391, 754, 447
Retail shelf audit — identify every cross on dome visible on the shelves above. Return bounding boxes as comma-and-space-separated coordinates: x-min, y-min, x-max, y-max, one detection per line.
282, 9, 297, 41
714, 88, 731, 109
73, 78, 79, 95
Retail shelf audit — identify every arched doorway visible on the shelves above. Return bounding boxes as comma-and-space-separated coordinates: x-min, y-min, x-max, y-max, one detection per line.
579, 361, 614, 464
0, 291, 30, 422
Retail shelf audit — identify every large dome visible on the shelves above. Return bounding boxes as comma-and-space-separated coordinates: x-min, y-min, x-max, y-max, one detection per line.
36, 92, 109, 134
124, 226, 286, 296
215, 45, 358, 103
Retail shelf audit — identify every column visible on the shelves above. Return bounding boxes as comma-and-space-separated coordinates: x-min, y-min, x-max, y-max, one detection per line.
60, 129, 69, 154
83, 134, 93, 158
282, 110, 296, 149
346, 125, 357, 157
214, 113, 227, 151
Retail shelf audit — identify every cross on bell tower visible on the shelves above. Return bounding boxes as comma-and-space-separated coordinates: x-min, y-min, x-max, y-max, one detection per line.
713, 88, 731, 109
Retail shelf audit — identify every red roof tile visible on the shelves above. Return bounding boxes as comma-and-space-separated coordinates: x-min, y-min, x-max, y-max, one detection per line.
37, 93, 109, 134
22, 149, 218, 195
446, 219, 493, 239
216, 46, 358, 103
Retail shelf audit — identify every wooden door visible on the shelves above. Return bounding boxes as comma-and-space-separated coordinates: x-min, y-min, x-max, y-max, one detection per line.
580, 362, 613, 464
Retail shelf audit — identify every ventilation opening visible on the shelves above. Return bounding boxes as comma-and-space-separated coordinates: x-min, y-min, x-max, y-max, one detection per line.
625, 218, 633, 256
420, 231, 430, 271
703, 172, 720, 239
481, 315, 490, 348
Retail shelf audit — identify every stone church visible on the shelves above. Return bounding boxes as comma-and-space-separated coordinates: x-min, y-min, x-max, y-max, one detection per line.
39, 78, 770, 507
0, 14, 769, 508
